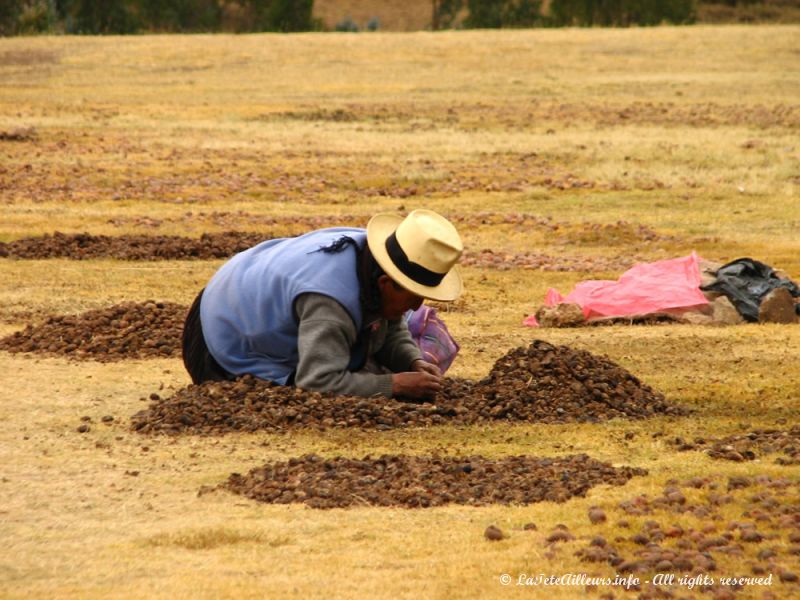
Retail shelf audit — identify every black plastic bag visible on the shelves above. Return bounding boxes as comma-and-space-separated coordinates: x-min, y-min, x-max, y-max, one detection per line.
700, 258, 800, 322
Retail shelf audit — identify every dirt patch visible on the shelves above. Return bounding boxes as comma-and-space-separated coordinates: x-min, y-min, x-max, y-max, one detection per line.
555, 221, 671, 247
0, 301, 185, 361
224, 453, 647, 509
0, 231, 269, 260
574, 475, 800, 595
106, 212, 368, 231
1, 148, 599, 205
131, 340, 681, 435
0, 49, 59, 66
461, 249, 638, 272
269, 108, 361, 123
508, 101, 800, 130
257, 101, 800, 131
104, 210, 564, 232
672, 427, 800, 464
1, 230, 638, 272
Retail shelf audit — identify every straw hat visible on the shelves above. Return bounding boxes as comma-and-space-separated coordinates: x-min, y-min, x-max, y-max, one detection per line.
367, 209, 463, 302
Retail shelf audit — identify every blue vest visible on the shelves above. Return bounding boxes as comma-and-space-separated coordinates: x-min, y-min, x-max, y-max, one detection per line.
200, 228, 366, 383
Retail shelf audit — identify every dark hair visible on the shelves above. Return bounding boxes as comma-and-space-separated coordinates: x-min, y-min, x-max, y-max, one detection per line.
317, 235, 385, 315
357, 243, 385, 315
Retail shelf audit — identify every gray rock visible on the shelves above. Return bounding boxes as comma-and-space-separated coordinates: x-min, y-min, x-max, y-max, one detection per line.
535, 303, 585, 328
711, 296, 745, 325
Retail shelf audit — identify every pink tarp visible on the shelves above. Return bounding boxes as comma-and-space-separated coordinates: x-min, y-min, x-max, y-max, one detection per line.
524, 253, 709, 327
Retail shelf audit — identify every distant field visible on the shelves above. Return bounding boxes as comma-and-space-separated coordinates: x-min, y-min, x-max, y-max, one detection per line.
314, 0, 432, 30
0, 26, 799, 599
311, 0, 800, 30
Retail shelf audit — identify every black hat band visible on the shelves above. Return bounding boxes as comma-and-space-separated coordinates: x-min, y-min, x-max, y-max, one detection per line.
385, 232, 446, 287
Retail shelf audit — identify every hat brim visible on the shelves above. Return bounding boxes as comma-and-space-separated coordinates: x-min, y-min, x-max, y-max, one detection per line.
367, 213, 463, 302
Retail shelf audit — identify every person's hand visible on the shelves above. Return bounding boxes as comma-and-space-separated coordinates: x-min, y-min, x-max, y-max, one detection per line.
411, 359, 441, 378
392, 371, 442, 400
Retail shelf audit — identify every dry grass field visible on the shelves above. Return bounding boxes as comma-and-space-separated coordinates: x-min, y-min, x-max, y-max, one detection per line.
1, 26, 799, 599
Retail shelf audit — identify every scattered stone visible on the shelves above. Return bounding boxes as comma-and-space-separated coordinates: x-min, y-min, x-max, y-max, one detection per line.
588, 507, 607, 524
729, 476, 753, 491
617, 559, 642, 573
740, 530, 764, 543
673, 427, 800, 463
590, 536, 607, 547
546, 529, 576, 543
757, 548, 777, 561
698, 536, 729, 551
484, 525, 504, 541
686, 477, 707, 489
574, 475, 800, 598
197, 484, 216, 497
76, 424, 90, 433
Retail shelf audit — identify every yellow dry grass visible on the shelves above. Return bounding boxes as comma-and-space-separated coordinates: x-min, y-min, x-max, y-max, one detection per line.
0, 26, 799, 599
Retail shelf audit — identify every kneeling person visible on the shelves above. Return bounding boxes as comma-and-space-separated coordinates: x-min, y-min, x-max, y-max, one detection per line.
182, 209, 463, 399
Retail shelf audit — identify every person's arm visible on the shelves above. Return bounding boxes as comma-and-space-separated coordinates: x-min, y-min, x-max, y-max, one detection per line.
294, 294, 441, 399
294, 294, 394, 397
373, 317, 423, 373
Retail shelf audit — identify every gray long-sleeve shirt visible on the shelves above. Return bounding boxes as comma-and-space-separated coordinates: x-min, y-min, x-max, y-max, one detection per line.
293, 293, 422, 398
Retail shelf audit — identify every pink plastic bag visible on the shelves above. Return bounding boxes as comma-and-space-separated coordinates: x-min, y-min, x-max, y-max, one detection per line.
405, 306, 460, 373
524, 253, 709, 326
